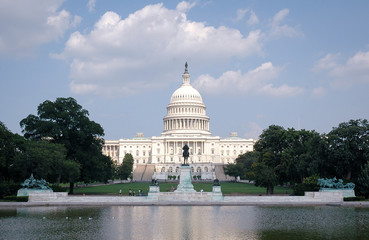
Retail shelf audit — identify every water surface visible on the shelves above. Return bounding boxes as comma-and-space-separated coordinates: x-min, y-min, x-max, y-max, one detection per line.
1, 206, 368, 240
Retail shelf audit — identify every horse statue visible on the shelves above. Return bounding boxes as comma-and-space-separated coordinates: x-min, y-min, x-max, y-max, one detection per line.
182, 144, 190, 166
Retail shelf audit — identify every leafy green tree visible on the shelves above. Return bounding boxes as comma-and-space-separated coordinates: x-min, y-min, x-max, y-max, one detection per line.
235, 151, 259, 179
0, 122, 18, 182
252, 154, 278, 195
20, 97, 112, 193
10, 140, 67, 183
326, 119, 369, 180
356, 162, 369, 198
224, 163, 243, 180
117, 154, 134, 181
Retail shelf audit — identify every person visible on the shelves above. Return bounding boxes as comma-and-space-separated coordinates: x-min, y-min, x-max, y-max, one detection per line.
200, 188, 203, 194
138, 189, 142, 196
119, 188, 122, 195
133, 190, 136, 196
129, 189, 132, 196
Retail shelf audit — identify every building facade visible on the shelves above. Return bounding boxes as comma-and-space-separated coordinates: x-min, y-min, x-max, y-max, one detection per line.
103, 64, 255, 180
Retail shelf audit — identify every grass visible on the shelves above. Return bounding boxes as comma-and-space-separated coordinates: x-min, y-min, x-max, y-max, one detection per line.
71, 182, 292, 195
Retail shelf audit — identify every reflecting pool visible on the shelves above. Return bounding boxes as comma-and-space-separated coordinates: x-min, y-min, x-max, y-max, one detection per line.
1, 206, 369, 240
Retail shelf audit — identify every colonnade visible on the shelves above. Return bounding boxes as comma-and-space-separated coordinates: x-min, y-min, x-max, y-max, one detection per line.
164, 118, 209, 131
164, 140, 205, 155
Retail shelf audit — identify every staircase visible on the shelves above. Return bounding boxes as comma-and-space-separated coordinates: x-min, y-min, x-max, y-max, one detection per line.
214, 164, 235, 181
132, 165, 145, 181
141, 164, 155, 181
132, 164, 155, 181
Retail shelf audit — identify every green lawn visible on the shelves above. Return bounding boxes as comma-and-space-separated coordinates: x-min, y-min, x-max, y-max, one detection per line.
71, 182, 292, 195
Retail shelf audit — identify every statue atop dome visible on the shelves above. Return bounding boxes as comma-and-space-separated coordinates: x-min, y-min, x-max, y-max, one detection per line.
184, 62, 188, 74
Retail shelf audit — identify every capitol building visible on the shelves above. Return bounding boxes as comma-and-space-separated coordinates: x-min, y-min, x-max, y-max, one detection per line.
103, 64, 255, 181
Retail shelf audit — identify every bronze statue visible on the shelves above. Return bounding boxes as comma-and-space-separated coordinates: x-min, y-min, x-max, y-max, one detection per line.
182, 144, 189, 165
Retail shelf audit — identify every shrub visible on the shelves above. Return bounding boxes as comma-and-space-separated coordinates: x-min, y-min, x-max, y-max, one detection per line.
16, 196, 29, 202
3, 195, 28, 202
344, 196, 366, 202
0, 182, 21, 199
294, 183, 319, 196
51, 184, 66, 192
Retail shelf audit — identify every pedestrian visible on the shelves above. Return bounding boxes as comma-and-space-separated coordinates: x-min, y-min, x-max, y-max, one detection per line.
201, 188, 203, 194
119, 188, 122, 195
133, 190, 136, 196
129, 188, 132, 196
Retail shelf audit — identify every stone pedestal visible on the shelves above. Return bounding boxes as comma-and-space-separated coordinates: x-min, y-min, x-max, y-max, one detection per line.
319, 189, 355, 198
212, 185, 223, 201
175, 165, 196, 192
147, 185, 160, 200
17, 188, 53, 197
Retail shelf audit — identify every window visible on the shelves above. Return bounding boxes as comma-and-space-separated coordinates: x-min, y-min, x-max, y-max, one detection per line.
205, 167, 208, 172
211, 148, 215, 154
197, 167, 201, 172
221, 150, 224, 156
161, 167, 165, 172
157, 148, 160, 154
143, 151, 146, 156
136, 150, 139, 156
168, 167, 173, 172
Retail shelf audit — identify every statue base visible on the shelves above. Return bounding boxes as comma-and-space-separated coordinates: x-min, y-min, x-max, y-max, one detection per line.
319, 189, 355, 198
17, 188, 53, 197
175, 165, 196, 192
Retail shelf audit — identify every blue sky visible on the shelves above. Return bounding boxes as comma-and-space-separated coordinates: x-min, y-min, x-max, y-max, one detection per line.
1, 0, 369, 140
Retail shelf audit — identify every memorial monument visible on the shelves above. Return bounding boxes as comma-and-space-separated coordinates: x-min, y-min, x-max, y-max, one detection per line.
175, 144, 196, 192
318, 177, 355, 198
17, 174, 53, 196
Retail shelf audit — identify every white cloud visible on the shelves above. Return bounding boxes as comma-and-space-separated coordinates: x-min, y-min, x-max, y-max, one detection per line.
235, 8, 248, 22
314, 50, 369, 87
244, 121, 263, 139
193, 62, 304, 97
247, 10, 259, 26
311, 87, 326, 98
56, 2, 263, 96
87, 0, 96, 13
269, 9, 302, 38
176, 1, 196, 12
0, 0, 81, 57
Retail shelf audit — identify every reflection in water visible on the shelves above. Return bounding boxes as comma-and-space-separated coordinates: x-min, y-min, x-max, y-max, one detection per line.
1, 206, 369, 239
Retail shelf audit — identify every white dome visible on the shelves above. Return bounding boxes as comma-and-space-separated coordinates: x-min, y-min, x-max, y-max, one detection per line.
170, 84, 203, 104
162, 63, 211, 136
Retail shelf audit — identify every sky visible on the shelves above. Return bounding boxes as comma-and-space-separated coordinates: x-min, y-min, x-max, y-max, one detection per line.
1, 0, 369, 140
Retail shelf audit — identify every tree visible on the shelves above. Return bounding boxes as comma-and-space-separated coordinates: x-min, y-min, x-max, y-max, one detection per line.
20, 97, 113, 193
254, 125, 326, 190
235, 151, 259, 179
252, 154, 278, 195
10, 140, 67, 183
326, 119, 369, 180
224, 163, 243, 180
117, 154, 134, 181
0, 121, 18, 182
356, 162, 369, 198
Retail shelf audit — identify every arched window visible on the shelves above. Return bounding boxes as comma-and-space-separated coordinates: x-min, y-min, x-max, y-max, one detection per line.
176, 167, 179, 172
205, 167, 208, 172
161, 167, 165, 172
197, 167, 201, 172
191, 167, 194, 172
168, 167, 173, 172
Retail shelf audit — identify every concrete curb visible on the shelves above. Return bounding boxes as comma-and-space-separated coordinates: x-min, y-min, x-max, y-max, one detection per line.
1, 201, 369, 208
